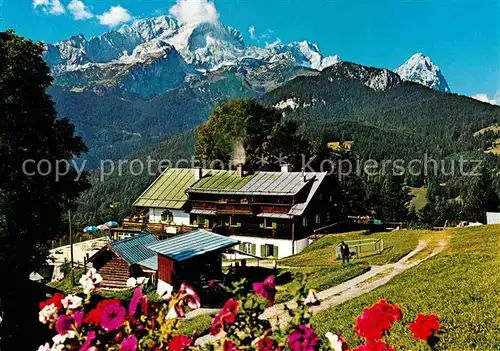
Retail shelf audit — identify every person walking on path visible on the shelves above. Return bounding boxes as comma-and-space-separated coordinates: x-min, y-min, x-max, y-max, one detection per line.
340, 241, 350, 263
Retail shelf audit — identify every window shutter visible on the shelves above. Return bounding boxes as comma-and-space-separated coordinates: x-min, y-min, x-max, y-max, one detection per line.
272, 221, 277, 229
239, 243, 244, 251
251, 244, 256, 255
260, 245, 265, 257
273, 245, 279, 258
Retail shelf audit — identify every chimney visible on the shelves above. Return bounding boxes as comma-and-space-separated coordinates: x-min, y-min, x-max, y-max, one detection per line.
281, 164, 292, 173
194, 167, 202, 181
236, 164, 244, 178
301, 168, 307, 182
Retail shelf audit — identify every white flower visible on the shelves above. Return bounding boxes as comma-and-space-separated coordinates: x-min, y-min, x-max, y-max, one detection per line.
304, 289, 320, 306
326, 332, 345, 351
157, 280, 174, 300
37, 342, 51, 351
79, 268, 103, 294
38, 304, 58, 324
61, 294, 82, 309
126, 277, 137, 288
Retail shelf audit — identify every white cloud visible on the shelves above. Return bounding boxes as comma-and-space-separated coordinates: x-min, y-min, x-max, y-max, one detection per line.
248, 25, 256, 39
472, 92, 500, 105
33, 0, 65, 15
49, 0, 65, 15
265, 38, 282, 48
169, 0, 219, 26
68, 0, 93, 20
98, 5, 132, 27
33, 0, 49, 8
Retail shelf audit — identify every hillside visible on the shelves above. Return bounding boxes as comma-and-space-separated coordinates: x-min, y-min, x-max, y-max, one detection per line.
311, 225, 500, 349
263, 61, 500, 161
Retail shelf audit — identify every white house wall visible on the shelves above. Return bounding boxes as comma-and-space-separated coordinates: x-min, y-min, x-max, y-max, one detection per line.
226, 235, 310, 259
148, 208, 190, 225
486, 212, 500, 224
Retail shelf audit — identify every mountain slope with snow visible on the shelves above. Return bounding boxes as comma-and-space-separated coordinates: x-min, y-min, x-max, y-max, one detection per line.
44, 15, 340, 98
395, 53, 450, 92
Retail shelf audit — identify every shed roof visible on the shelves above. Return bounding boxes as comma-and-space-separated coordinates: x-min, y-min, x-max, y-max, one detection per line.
110, 233, 158, 265
147, 229, 239, 262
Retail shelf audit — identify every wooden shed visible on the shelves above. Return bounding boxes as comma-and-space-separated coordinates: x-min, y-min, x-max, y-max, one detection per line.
89, 232, 159, 289
147, 229, 239, 286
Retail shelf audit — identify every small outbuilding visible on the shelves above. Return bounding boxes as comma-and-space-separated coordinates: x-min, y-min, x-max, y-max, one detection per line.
147, 229, 239, 286
89, 232, 159, 289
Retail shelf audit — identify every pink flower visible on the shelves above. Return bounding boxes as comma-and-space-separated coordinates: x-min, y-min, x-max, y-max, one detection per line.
257, 336, 276, 351
288, 325, 319, 351
100, 303, 126, 331
79, 331, 96, 351
210, 298, 240, 335
180, 283, 201, 309
74, 311, 84, 328
128, 286, 142, 316
253, 275, 276, 305
55, 314, 74, 336
223, 340, 240, 351
168, 335, 193, 351
120, 335, 138, 351
141, 295, 149, 315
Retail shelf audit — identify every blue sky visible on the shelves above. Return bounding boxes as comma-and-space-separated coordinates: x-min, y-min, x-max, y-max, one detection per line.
1, 0, 499, 101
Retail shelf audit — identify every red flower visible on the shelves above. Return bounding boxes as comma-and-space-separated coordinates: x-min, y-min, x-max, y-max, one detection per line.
210, 298, 240, 335
39, 293, 65, 311
352, 339, 395, 351
168, 335, 193, 351
85, 299, 121, 326
257, 336, 276, 351
355, 299, 401, 340
287, 325, 319, 351
253, 275, 276, 305
409, 313, 440, 341
223, 340, 240, 351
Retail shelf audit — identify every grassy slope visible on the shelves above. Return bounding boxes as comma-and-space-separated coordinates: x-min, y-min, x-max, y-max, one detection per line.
311, 225, 500, 350
276, 230, 424, 302
410, 187, 429, 211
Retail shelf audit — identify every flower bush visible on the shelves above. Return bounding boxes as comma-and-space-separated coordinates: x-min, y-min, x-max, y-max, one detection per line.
37, 272, 441, 350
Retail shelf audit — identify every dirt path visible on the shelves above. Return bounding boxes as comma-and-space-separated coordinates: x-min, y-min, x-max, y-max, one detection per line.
261, 239, 446, 327
194, 239, 446, 345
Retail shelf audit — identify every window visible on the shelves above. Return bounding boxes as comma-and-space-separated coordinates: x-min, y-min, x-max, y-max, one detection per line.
241, 242, 256, 255
316, 213, 321, 224
263, 244, 277, 257
319, 193, 323, 200
302, 217, 308, 227
161, 209, 173, 222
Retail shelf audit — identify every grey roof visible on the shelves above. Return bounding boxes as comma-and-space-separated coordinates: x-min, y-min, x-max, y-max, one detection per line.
147, 229, 239, 261
188, 171, 326, 196
136, 256, 158, 271
289, 173, 328, 216
110, 233, 158, 265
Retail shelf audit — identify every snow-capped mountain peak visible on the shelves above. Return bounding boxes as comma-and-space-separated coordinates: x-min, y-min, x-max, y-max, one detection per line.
395, 53, 450, 92
271, 40, 340, 70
